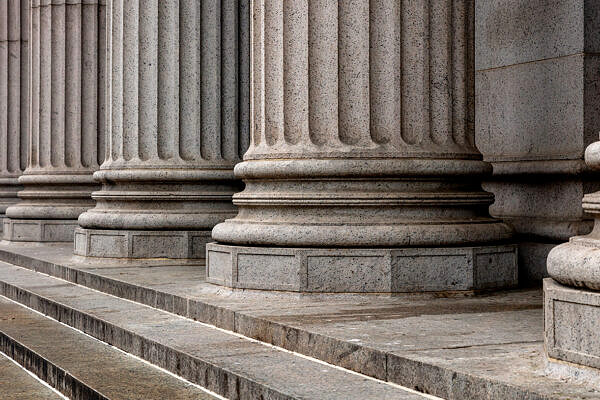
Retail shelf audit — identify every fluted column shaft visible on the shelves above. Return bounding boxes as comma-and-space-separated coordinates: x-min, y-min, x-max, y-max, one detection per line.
0, 0, 28, 226
75, 0, 250, 259
209, 0, 516, 293
4, 0, 105, 242
213, 0, 510, 248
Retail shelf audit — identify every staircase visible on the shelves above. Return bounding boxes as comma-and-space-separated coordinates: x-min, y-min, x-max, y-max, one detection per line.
0, 242, 599, 399
0, 256, 432, 400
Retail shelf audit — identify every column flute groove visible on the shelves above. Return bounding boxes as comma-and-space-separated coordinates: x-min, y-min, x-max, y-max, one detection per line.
0, 0, 28, 230
209, 0, 517, 293
75, 0, 250, 259
4, 0, 105, 242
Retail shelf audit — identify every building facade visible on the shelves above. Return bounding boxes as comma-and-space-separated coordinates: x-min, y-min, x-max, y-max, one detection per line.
0, 0, 600, 387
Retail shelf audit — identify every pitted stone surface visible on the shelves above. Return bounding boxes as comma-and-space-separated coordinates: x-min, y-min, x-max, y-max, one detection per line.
212, 0, 515, 291
4, 218, 78, 242
544, 139, 600, 369
0, 260, 428, 400
475, 1, 600, 283
0, 296, 219, 400
0, 1, 28, 224
4, 0, 105, 242
75, 0, 250, 258
545, 278, 600, 370
0, 352, 62, 400
206, 243, 518, 292
1, 243, 600, 399
74, 228, 211, 259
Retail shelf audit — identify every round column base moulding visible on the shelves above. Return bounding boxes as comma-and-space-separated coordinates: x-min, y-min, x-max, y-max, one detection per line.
205, 243, 519, 293
3, 219, 80, 242
74, 228, 212, 259
547, 236, 600, 291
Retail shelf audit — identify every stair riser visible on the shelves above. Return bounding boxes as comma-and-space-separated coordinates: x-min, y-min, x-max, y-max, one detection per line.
0, 330, 108, 400
0, 249, 385, 377
0, 250, 547, 400
0, 282, 293, 400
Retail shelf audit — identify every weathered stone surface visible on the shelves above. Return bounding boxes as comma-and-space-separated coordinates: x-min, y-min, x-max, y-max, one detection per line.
0, 351, 62, 400
73, 228, 211, 259
544, 138, 600, 369
475, 0, 600, 70
0, 261, 428, 400
0, 297, 219, 400
545, 278, 600, 370
76, 0, 250, 258
4, 218, 79, 242
4, 0, 106, 242
0, 0, 28, 230
476, 1, 600, 283
2, 242, 600, 399
212, 0, 515, 292
206, 243, 518, 292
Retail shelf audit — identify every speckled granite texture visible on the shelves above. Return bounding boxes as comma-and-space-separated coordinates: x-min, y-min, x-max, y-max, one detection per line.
3, 0, 105, 243
75, 0, 250, 258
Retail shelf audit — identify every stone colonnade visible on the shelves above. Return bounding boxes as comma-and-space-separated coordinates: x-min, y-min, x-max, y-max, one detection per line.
2, 0, 520, 292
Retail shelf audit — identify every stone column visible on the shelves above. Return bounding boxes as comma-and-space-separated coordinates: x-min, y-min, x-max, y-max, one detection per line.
476, 1, 600, 283
75, 0, 250, 259
4, 0, 105, 242
0, 0, 28, 230
545, 142, 600, 370
209, 0, 517, 293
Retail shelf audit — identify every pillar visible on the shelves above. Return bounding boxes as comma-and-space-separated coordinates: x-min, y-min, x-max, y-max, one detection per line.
209, 0, 517, 293
476, 1, 600, 283
0, 0, 28, 230
75, 0, 250, 259
545, 141, 600, 370
4, 0, 105, 242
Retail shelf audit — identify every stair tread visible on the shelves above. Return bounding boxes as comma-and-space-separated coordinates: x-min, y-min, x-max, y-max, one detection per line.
0, 351, 64, 400
0, 261, 429, 400
0, 297, 219, 400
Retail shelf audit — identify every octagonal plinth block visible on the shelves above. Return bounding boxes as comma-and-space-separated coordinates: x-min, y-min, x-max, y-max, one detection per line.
74, 228, 211, 259
3, 219, 79, 242
206, 243, 518, 293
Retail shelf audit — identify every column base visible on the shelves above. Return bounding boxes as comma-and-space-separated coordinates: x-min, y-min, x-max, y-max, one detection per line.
545, 278, 600, 370
3, 219, 79, 242
74, 228, 211, 259
206, 243, 518, 293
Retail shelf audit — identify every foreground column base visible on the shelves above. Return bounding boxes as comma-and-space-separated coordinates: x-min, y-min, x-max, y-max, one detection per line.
545, 278, 600, 369
74, 228, 211, 259
3, 219, 79, 242
206, 243, 518, 293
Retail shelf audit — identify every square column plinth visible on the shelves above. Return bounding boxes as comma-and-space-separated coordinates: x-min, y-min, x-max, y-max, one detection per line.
545, 278, 600, 369
206, 243, 518, 293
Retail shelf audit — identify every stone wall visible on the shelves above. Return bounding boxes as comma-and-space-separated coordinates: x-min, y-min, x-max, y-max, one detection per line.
475, 0, 600, 283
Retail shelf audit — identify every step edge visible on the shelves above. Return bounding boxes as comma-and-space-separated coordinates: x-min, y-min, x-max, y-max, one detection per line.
0, 277, 400, 400
0, 248, 550, 400
0, 326, 110, 400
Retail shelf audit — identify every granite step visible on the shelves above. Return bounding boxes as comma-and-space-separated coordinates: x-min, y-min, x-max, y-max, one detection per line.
0, 261, 432, 400
0, 349, 65, 400
1, 244, 599, 400
0, 296, 220, 400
